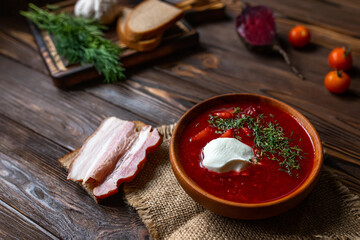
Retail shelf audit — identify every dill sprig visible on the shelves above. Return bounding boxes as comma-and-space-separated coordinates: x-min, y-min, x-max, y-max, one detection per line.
21, 3, 125, 83
208, 113, 304, 176
208, 114, 248, 130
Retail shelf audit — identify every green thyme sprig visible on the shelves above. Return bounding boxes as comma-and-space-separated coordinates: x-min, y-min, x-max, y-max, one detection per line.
21, 4, 125, 83
208, 113, 304, 176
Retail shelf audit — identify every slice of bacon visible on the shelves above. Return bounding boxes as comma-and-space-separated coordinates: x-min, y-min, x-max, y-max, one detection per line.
93, 126, 161, 199
67, 117, 162, 199
67, 117, 137, 183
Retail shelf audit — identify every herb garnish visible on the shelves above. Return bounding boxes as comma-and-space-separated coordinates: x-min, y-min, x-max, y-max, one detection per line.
208, 113, 304, 176
21, 4, 125, 83
233, 107, 241, 114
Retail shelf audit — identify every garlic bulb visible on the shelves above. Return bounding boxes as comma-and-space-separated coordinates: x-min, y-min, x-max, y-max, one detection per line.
74, 0, 122, 25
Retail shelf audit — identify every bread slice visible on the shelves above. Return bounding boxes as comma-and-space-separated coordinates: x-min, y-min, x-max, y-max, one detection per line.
117, 8, 163, 52
58, 120, 154, 203
124, 0, 184, 42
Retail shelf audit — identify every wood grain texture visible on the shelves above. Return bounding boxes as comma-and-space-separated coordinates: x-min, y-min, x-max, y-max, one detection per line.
0, 15, 48, 74
0, 55, 157, 149
0, 198, 57, 240
248, 0, 360, 38
0, 0, 359, 238
0, 116, 149, 239
84, 68, 217, 125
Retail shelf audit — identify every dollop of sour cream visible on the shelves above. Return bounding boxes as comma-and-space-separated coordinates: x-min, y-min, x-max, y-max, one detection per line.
202, 138, 254, 173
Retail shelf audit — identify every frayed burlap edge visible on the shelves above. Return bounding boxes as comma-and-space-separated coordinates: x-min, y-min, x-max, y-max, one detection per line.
336, 178, 360, 220
125, 195, 160, 239
312, 166, 360, 240
326, 168, 360, 219
123, 124, 176, 239
156, 124, 176, 141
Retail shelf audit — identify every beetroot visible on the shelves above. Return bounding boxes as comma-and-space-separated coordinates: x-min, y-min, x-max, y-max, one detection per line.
236, 5, 304, 80
236, 6, 276, 47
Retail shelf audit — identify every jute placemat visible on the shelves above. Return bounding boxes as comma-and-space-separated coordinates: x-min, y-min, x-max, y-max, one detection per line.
124, 125, 360, 239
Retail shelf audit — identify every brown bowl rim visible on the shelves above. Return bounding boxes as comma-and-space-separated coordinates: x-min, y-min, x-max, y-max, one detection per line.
170, 93, 323, 208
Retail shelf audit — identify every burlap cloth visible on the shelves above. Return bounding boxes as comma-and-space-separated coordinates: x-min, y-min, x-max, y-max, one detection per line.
124, 125, 360, 239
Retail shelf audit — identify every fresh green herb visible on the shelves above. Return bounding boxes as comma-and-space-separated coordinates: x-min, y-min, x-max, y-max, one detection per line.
195, 123, 200, 127
208, 113, 304, 176
45, 4, 60, 10
208, 114, 247, 130
233, 107, 241, 114
215, 130, 223, 134
21, 4, 125, 83
235, 135, 242, 141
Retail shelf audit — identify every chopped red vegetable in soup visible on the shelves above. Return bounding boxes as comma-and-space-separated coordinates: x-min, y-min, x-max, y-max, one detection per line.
179, 101, 314, 203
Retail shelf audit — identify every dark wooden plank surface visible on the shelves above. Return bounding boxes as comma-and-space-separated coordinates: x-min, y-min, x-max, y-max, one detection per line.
1, 0, 359, 239
0, 196, 56, 240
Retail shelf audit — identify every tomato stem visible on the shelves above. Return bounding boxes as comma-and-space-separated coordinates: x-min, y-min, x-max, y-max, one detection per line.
343, 46, 351, 58
336, 70, 343, 78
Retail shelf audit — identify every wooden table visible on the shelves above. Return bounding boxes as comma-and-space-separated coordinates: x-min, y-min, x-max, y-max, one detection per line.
1, 0, 359, 239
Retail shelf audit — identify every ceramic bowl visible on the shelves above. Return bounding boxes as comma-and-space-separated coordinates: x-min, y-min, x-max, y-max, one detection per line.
169, 93, 323, 219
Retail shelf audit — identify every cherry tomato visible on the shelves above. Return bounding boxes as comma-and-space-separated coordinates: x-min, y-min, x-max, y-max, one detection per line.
324, 70, 350, 94
288, 25, 311, 48
328, 47, 352, 71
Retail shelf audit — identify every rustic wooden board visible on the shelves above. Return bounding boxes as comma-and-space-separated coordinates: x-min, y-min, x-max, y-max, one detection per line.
25, 0, 228, 88
28, 18, 199, 88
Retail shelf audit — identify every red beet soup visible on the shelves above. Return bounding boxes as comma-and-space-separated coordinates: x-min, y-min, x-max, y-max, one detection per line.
178, 101, 315, 203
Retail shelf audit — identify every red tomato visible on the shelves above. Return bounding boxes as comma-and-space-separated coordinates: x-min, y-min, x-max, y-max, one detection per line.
288, 25, 311, 48
328, 47, 352, 71
324, 70, 350, 94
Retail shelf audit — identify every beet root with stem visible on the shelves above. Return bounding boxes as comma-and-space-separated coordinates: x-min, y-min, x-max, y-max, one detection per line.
236, 5, 304, 80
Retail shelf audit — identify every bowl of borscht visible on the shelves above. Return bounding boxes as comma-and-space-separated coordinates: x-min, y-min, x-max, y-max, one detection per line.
169, 93, 323, 219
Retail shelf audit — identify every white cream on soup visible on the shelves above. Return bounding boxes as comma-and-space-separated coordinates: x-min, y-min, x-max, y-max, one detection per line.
202, 138, 254, 173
